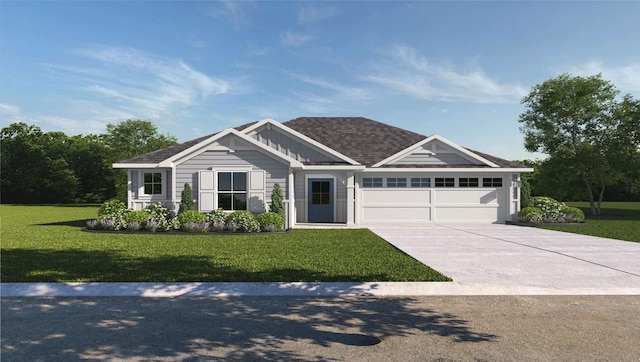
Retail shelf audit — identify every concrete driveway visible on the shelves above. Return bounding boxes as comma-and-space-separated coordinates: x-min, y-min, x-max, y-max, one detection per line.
369, 224, 640, 294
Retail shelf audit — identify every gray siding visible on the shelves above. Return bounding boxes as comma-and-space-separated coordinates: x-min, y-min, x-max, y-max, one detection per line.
175, 150, 289, 202
391, 140, 480, 166
253, 127, 338, 163
393, 152, 472, 165
131, 170, 139, 198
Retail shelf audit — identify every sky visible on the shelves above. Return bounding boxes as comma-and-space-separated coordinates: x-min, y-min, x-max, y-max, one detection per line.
1, 1, 639, 161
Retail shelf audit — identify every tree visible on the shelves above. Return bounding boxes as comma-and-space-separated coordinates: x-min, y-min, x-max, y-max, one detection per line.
178, 183, 194, 214
0, 123, 79, 203
518, 73, 637, 215
270, 183, 285, 216
103, 119, 178, 160
103, 119, 178, 202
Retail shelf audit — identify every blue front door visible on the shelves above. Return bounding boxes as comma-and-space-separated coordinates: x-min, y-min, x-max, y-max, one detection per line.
308, 179, 334, 223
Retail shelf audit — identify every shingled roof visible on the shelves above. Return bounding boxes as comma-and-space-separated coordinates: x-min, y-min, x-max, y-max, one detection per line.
283, 117, 426, 167
118, 117, 526, 168
118, 122, 257, 164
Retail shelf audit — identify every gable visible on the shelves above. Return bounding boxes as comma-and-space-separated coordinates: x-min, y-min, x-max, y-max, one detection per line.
169, 132, 301, 168
246, 123, 346, 164
388, 139, 486, 166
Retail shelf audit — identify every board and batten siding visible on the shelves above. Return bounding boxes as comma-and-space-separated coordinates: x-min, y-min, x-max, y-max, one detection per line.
391, 152, 473, 166
175, 150, 289, 207
252, 127, 339, 163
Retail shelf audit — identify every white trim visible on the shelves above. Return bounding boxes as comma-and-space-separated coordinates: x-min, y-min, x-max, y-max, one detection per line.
300, 165, 366, 171
371, 134, 500, 168
158, 129, 303, 168
362, 167, 534, 173
243, 118, 361, 166
137, 170, 168, 199
213, 166, 253, 211
113, 163, 158, 169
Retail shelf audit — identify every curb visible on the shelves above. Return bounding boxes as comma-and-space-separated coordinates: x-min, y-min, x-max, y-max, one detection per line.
3, 282, 640, 297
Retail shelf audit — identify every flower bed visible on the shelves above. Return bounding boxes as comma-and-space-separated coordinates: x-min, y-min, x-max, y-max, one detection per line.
85, 200, 285, 234
514, 196, 586, 226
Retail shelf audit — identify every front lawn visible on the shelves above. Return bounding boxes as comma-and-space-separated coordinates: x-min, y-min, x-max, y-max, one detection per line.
0, 205, 450, 282
544, 202, 640, 242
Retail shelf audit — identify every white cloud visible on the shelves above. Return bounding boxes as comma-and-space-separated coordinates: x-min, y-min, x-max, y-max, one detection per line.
569, 61, 640, 96
67, 45, 230, 119
287, 72, 370, 101
0, 103, 20, 116
297, 4, 338, 25
364, 45, 527, 104
281, 32, 313, 47
208, 0, 254, 28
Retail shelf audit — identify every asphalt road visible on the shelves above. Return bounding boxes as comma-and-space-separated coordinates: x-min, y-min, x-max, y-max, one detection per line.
2, 295, 639, 361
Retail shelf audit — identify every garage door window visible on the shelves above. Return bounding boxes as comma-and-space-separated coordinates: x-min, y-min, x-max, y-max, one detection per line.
363, 177, 383, 188
482, 178, 503, 187
411, 178, 431, 187
459, 177, 479, 187
386, 177, 407, 187
435, 177, 455, 187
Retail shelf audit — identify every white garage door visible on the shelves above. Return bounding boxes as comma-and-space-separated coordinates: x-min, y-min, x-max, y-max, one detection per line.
361, 188, 505, 223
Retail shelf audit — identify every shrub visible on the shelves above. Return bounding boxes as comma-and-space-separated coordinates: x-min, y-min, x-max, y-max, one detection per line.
531, 196, 566, 222
178, 183, 194, 215
98, 218, 118, 231
256, 212, 285, 232
145, 219, 160, 232
206, 209, 227, 224
181, 221, 209, 233
124, 210, 151, 224
562, 206, 585, 223
270, 183, 285, 216
85, 219, 99, 230
178, 210, 206, 230
98, 198, 127, 219
226, 210, 260, 233
518, 206, 544, 224
144, 202, 172, 231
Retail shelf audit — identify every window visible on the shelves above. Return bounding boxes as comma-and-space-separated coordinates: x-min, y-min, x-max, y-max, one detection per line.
218, 172, 247, 210
435, 177, 455, 187
386, 177, 407, 187
411, 177, 431, 187
143, 172, 162, 195
459, 177, 479, 187
483, 177, 503, 187
311, 181, 331, 205
363, 177, 383, 188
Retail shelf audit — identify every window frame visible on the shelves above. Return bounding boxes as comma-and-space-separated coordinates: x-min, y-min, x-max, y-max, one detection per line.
386, 177, 407, 188
217, 171, 248, 211
362, 177, 383, 188
141, 171, 165, 197
434, 177, 455, 188
459, 177, 479, 188
482, 177, 503, 187
410, 177, 431, 188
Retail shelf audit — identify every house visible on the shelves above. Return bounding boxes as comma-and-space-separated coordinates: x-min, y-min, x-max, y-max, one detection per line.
113, 117, 533, 227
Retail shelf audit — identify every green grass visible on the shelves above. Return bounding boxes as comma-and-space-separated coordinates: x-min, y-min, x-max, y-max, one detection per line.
543, 202, 640, 242
0, 205, 450, 282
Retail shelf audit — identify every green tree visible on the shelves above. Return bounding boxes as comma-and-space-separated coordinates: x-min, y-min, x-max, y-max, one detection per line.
0, 123, 79, 203
103, 119, 178, 201
270, 183, 285, 216
178, 183, 194, 214
518, 73, 637, 214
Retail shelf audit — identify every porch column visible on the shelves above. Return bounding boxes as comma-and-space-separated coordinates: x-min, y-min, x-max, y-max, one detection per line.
346, 171, 355, 226
288, 169, 296, 228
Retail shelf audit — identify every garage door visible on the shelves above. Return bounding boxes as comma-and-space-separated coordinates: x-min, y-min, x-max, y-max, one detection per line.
361, 188, 505, 223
